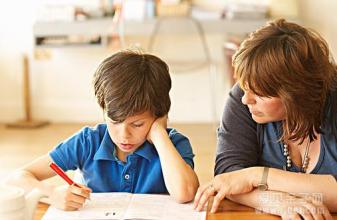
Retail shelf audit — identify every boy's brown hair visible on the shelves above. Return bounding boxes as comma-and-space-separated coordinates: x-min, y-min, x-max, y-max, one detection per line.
233, 19, 337, 143
93, 50, 171, 122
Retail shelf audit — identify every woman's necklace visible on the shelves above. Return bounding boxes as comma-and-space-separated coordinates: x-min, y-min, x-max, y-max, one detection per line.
283, 140, 311, 173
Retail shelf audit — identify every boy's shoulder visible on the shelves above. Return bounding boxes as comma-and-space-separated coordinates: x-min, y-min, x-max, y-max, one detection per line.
70, 123, 108, 149
167, 127, 182, 135
80, 123, 107, 137
165, 128, 194, 163
49, 123, 109, 171
166, 127, 191, 143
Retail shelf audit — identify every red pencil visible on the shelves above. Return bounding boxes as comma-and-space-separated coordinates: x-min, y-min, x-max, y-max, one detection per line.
49, 162, 80, 187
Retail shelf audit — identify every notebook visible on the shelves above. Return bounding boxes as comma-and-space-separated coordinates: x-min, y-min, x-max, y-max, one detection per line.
42, 193, 206, 220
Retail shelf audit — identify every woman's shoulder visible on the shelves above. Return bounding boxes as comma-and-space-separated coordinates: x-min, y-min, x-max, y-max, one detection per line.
223, 83, 248, 116
230, 83, 244, 99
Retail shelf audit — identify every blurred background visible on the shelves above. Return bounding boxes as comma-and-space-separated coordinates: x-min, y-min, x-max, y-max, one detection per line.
1, 0, 336, 185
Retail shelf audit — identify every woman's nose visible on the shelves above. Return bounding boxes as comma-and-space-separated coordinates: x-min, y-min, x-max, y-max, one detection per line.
241, 90, 256, 105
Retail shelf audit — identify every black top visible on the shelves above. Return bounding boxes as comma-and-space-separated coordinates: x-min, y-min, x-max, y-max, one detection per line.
215, 84, 337, 181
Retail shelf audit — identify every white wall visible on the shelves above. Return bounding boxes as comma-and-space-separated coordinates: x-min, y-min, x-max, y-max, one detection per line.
5, 1, 294, 123
297, 0, 337, 59
0, 1, 41, 123
0, 1, 232, 124
28, 39, 228, 124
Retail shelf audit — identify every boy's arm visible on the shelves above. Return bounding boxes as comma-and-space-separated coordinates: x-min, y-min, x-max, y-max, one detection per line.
147, 117, 199, 203
5, 154, 91, 211
5, 154, 57, 196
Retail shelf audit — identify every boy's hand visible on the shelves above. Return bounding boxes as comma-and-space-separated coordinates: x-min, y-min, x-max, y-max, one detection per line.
147, 115, 168, 144
49, 184, 92, 211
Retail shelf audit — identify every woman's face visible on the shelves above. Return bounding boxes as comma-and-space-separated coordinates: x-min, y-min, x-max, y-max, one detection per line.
241, 89, 286, 123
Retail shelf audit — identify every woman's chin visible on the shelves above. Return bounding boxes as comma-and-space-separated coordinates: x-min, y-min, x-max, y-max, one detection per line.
251, 115, 269, 124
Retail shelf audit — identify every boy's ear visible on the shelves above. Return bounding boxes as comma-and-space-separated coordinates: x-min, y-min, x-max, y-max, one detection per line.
103, 111, 112, 122
102, 111, 107, 120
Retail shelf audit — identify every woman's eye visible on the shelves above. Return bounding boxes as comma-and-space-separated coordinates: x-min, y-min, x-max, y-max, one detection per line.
133, 123, 144, 127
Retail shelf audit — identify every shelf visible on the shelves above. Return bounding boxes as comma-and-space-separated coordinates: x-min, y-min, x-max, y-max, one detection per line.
33, 17, 267, 48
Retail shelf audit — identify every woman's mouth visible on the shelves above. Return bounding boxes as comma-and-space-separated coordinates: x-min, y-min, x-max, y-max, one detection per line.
249, 109, 263, 116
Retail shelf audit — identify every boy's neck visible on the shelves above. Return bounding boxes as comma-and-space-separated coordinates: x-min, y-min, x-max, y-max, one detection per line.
116, 148, 128, 162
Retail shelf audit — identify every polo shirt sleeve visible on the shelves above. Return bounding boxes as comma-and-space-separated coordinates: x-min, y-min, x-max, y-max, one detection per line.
169, 129, 195, 169
49, 127, 92, 171
215, 83, 260, 175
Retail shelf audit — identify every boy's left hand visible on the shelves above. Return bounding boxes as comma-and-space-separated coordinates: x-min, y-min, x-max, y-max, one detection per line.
147, 115, 168, 144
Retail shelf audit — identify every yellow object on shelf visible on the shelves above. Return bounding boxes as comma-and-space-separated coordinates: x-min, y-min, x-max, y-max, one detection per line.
269, 0, 298, 19
156, 1, 191, 17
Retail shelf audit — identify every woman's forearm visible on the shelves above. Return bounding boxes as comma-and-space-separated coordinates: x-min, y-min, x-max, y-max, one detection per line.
229, 188, 335, 218
247, 167, 337, 211
228, 189, 288, 216
265, 168, 337, 211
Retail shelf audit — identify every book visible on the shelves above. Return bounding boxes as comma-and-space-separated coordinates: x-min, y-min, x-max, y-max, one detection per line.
42, 192, 206, 220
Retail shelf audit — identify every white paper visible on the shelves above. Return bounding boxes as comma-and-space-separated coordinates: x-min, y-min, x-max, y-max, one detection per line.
42, 193, 205, 220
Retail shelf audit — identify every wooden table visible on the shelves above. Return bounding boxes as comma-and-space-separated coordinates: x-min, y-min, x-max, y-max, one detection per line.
206, 198, 337, 220
206, 198, 280, 220
35, 199, 337, 220
34, 202, 49, 220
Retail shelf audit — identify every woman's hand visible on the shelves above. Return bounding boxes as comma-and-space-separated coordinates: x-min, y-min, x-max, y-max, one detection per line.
261, 193, 332, 220
49, 184, 92, 211
147, 115, 168, 144
194, 167, 260, 213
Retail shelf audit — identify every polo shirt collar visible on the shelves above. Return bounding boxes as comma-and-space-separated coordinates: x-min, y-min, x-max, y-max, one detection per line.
93, 129, 157, 162
93, 130, 118, 161
133, 141, 156, 162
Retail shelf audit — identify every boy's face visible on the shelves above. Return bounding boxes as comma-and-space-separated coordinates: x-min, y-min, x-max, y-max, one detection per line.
105, 111, 156, 156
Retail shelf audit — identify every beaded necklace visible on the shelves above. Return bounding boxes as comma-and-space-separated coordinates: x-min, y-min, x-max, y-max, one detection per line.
283, 140, 310, 173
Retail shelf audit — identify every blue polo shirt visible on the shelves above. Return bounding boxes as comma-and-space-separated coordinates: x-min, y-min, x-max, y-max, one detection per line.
49, 124, 195, 193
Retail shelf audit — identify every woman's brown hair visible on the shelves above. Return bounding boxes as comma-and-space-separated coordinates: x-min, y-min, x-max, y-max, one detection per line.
93, 50, 171, 122
233, 19, 337, 143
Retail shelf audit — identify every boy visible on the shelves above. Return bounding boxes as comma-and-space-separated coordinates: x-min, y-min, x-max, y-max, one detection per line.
6, 51, 199, 211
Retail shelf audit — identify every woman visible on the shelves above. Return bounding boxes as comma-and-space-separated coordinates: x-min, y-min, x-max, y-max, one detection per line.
194, 19, 337, 220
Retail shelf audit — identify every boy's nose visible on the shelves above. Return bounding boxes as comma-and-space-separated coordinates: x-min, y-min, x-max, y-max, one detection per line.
120, 125, 131, 139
